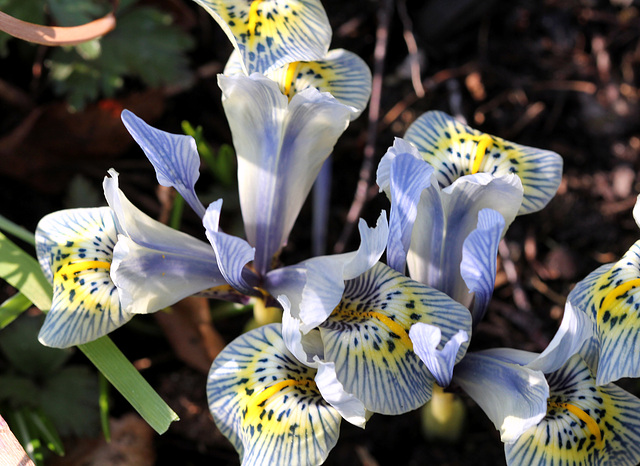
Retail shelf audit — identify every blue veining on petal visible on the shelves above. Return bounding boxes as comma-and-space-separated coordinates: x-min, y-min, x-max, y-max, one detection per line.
460, 208, 505, 323
121, 110, 206, 218
203, 200, 258, 296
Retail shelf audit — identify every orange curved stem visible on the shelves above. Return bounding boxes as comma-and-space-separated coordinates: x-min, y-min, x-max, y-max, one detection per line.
0, 10, 116, 46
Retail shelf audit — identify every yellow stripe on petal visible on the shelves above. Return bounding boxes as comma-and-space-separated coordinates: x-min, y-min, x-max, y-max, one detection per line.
35, 207, 132, 348
266, 48, 372, 118
505, 355, 640, 466
208, 324, 341, 465
404, 111, 563, 215
194, 0, 331, 75
320, 262, 472, 415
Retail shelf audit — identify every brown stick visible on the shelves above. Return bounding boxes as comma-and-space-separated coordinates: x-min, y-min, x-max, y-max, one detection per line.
0, 10, 115, 46
0, 415, 35, 466
333, 0, 394, 253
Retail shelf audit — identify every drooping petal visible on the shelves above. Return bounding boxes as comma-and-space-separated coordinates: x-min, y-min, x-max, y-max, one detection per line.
407, 171, 522, 305
203, 200, 258, 296
219, 73, 352, 275
194, 0, 331, 75
526, 300, 595, 375
103, 170, 230, 313
404, 111, 563, 215
319, 262, 473, 416
314, 359, 370, 428
409, 323, 468, 387
35, 208, 132, 347
453, 349, 549, 443
505, 354, 640, 466
207, 324, 341, 466
376, 139, 434, 274
121, 110, 206, 218
460, 208, 505, 323
265, 212, 388, 333
565, 241, 640, 385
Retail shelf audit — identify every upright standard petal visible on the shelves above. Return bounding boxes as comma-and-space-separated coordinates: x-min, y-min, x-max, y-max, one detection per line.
376, 139, 434, 274
453, 349, 549, 443
103, 171, 229, 314
505, 354, 640, 466
203, 200, 258, 296
404, 111, 563, 215
319, 262, 473, 416
460, 208, 505, 323
35, 208, 132, 347
193, 0, 331, 75
121, 110, 206, 218
220, 73, 352, 275
408, 171, 522, 305
207, 324, 342, 466
565, 240, 640, 385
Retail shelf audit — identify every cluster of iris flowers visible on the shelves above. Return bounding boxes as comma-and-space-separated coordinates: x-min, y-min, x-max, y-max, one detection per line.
33, 1, 640, 465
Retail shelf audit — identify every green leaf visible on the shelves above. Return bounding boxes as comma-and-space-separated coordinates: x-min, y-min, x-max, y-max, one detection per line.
0, 374, 40, 407
0, 292, 32, 329
27, 409, 65, 456
79, 337, 179, 434
98, 372, 111, 442
47, 0, 109, 27
0, 232, 52, 311
0, 214, 36, 246
10, 409, 44, 465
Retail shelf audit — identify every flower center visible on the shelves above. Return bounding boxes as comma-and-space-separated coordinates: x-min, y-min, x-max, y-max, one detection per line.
470, 134, 493, 174
284, 61, 300, 99
548, 400, 602, 445
248, 0, 264, 35
331, 305, 413, 350
245, 379, 314, 423
54, 260, 111, 281
598, 277, 640, 321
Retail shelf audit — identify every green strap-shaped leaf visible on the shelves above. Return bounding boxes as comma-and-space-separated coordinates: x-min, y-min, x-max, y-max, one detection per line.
79, 337, 179, 434
0, 232, 52, 311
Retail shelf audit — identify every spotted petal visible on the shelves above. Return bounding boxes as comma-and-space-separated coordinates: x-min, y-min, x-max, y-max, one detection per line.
319, 262, 472, 415
207, 324, 341, 466
404, 111, 563, 215
505, 354, 640, 466
194, 0, 331, 75
219, 73, 352, 275
35, 208, 132, 347
103, 170, 228, 314
566, 241, 640, 385
453, 349, 549, 443
121, 110, 206, 218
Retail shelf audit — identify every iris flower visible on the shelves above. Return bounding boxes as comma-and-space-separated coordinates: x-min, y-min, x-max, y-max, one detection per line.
455, 350, 640, 465
523, 194, 640, 386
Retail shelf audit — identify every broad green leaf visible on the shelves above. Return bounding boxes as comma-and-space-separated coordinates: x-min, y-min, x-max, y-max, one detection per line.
0, 292, 32, 329
0, 232, 52, 311
79, 337, 179, 434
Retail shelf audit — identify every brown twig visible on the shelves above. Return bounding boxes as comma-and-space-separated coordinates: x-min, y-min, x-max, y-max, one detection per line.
333, 0, 394, 253
498, 239, 532, 312
0, 10, 116, 46
396, 0, 425, 98
0, 415, 35, 466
